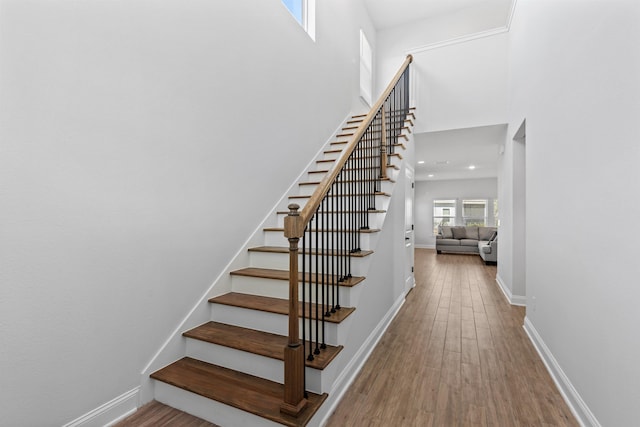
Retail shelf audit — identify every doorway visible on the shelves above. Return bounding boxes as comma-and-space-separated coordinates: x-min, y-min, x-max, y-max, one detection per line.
405, 167, 415, 294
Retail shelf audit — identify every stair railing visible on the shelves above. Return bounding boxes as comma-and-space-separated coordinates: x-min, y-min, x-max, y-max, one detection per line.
280, 55, 412, 416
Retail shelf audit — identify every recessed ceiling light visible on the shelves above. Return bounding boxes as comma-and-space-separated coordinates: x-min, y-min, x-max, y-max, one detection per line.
468, 165, 476, 170
417, 160, 425, 164
428, 174, 434, 178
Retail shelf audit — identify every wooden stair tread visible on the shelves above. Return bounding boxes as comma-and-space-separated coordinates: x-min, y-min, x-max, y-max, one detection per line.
299, 178, 394, 186
210, 292, 356, 324
325, 142, 406, 152
330, 141, 407, 150
151, 357, 327, 427
277, 210, 385, 215
230, 267, 365, 287
319, 152, 402, 161
249, 245, 373, 258
263, 226, 381, 234
289, 192, 390, 200
308, 164, 399, 174
183, 322, 342, 370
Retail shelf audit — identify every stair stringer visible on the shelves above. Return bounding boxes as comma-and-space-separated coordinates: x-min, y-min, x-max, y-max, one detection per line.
137, 112, 359, 406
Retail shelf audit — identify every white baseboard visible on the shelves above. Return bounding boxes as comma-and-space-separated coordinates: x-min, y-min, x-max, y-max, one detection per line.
415, 244, 435, 249
318, 293, 406, 426
523, 317, 600, 427
62, 387, 139, 427
495, 274, 526, 306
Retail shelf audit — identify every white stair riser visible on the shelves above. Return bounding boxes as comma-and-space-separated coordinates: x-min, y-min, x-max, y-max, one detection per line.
322, 151, 344, 161
185, 339, 281, 384
210, 303, 343, 346
297, 179, 393, 197
286, 194, 391, 212
307, 171, 328, 182
313, 161, 336, 172
310, 154, 400, 173
154, 381, 281, 427
323, 149, 404, 162
184, 339, 325, 393
249, 251, 370, 277
276, 211, 386, 228
263, 229, 375, 250
231, 275, 355, 306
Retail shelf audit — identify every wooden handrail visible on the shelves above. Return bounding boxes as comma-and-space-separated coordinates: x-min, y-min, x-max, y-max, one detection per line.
280, 54, 412, 416
291, 54, 413, 238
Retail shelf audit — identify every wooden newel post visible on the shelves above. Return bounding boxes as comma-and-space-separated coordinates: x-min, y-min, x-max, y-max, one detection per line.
380, 108, 388, 179
280, 203, 308, 416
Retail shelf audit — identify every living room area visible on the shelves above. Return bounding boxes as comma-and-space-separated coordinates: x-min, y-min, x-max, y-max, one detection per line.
413, 124, 503, 266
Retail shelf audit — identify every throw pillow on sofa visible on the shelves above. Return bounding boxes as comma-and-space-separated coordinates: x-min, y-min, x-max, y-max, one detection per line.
451, 227, 467, 239
478, 227, 495, 241
465, 226, 479, 240
440, 226, 454, 239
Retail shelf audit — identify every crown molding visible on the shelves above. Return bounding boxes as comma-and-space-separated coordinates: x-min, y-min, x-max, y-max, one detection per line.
406, 26, 508, 55
406, 0, 518, 55
507, 0, 518, 31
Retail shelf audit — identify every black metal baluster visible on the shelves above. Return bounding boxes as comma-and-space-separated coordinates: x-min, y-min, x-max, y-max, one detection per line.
306, 217, 314, 362
301, 227, 308, 398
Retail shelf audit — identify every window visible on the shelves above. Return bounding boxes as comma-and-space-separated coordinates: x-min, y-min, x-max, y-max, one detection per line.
462, 199, 488, 226
493, 199, 499, 226
359, 30, 373, 106
281, 0, 315, 40
433, 200, 456, 235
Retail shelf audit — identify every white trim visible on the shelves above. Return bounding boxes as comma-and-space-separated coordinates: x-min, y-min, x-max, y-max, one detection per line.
523, 317, 601, 427
63, 387, 139, 427
495, 274, 526, 306
506, 0, 518, 31
406, 26, 508, 56
415, 244, 435, 249
406, 0, 518, 56
319, 294, 406, 427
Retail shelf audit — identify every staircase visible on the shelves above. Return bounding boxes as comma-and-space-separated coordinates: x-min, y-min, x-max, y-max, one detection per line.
146, 57, 414, 427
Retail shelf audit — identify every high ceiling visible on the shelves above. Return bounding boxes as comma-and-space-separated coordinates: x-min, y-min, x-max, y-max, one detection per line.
364, 0, 513, 30
364, 0, 513, 181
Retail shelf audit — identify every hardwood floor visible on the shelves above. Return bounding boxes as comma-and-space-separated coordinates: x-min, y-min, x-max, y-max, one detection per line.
117, 249, 578, 426
325, 249, 578, 426
113, 401, 218, 427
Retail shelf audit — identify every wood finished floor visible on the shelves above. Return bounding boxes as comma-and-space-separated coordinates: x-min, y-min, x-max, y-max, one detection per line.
117, 249, 578, 426
113, 401, 218, 426
325, 249, 578, 426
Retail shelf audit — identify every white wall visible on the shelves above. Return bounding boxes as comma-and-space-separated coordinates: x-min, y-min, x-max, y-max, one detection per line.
376, 12, 509, 133
504, 0, 640, 425
0, 0, 377, 425
415, 178, 497, 248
